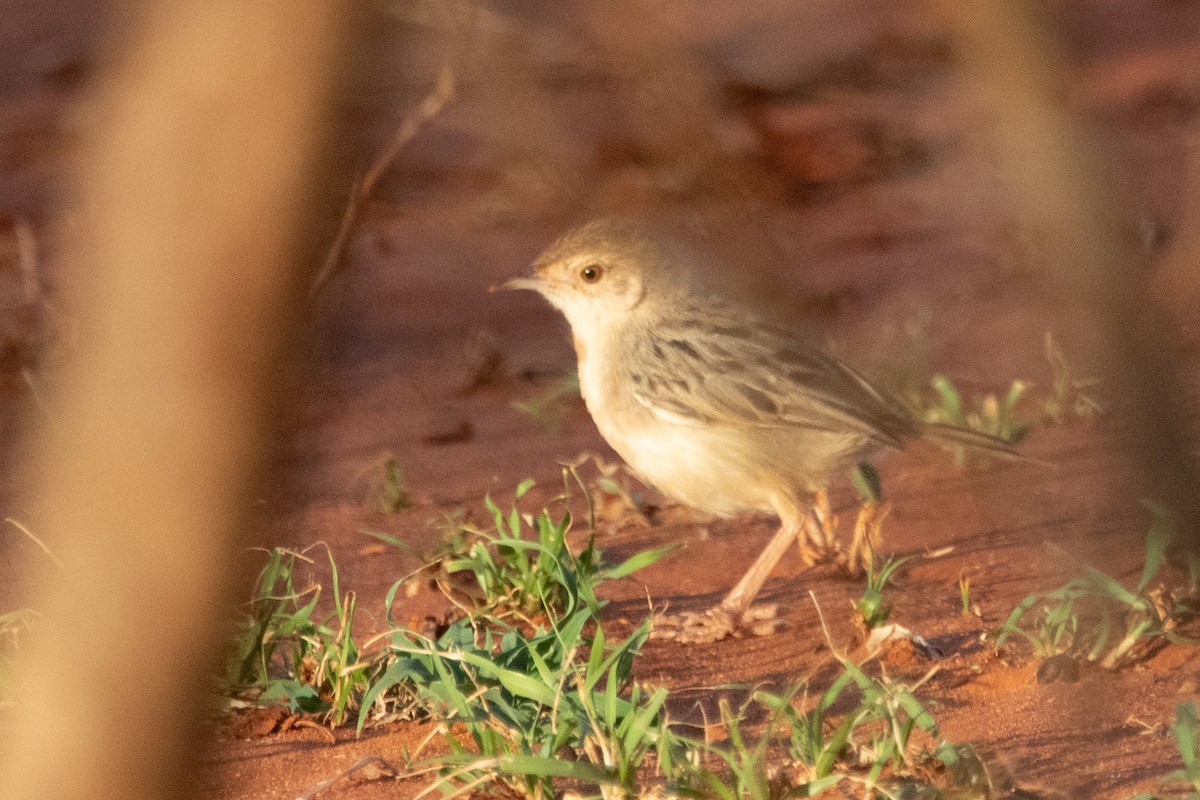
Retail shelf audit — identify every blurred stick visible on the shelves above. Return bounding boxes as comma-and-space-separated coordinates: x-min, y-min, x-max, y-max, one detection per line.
309, 60, 455, 297
3, 517, 61, 570
0, 3, 350, 800
934, 2, 1200, 545
13, 218, 39, 304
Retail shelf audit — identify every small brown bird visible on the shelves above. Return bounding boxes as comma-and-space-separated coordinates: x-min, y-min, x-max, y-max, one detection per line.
500, 218, 1020, 642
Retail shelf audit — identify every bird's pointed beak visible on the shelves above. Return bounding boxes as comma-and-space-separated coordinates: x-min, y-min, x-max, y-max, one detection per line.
489, 274, 545, 294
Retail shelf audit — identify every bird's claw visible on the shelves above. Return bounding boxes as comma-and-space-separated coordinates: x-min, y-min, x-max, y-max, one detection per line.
798, 488, 843, 566
798, 491, 892, 577
843, 500, 890, 576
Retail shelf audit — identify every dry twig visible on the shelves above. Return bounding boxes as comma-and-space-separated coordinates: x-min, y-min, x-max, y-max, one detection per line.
295, 755, 398, 800
4, 518, 61, 569
309, 62, 455, 296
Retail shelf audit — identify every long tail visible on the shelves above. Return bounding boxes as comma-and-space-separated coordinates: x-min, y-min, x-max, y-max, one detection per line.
921, 422, 1031, 461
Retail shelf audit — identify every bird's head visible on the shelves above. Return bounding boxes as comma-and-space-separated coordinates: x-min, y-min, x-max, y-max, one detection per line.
495, 218, 696, 332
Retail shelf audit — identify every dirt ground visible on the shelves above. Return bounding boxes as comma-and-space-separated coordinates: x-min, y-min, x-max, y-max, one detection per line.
3, 1, 1200, 799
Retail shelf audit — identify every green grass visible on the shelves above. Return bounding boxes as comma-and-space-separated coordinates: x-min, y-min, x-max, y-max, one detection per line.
223, 545, 381, 725
513, 373, 581, 436
662, 658, 987, 800
226, 479, 669, 730
352, 479, 676, 799
370, 457, 411, 513
959, 573, 974, 618
365, 476, 672, 625
991, 502, 1198, 671
889, 328, 1099, 465
855, 555, 909, 633
359, 621, 985, 800
360, 613, 660, 800
223, 479, 1001, 800
923, 374, 1033, 447
1129, 702, 1200, 800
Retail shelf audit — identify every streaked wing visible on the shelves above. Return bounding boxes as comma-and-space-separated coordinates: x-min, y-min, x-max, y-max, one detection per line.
628, 309, 918, 447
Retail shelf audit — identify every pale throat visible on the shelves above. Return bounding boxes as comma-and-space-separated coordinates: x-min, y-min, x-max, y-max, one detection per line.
563, 305, 615, 408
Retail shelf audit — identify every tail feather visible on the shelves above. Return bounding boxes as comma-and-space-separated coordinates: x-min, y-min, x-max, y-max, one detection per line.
921, 422, 1032, 461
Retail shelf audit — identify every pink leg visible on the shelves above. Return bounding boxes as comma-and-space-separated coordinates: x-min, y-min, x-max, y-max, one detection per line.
651, 498, 805, 644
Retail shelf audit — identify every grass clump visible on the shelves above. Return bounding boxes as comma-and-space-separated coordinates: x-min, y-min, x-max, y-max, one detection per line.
226, 478, 668, 733
353, 479, 676, 800
371, 457, 411, 513
887, 328, 1099, 464
224, 545, 380, 726
922, 374, 1033, 448
514, 373, 581, 436
370, 477, 671, 625
854, 556, 909, 633
360, 621, 988, 800
359, 613, 663, 800
991, 503, 1198, 672
224, 479, 995, 800
668, 658, 991, 800
355, 453, 412, 514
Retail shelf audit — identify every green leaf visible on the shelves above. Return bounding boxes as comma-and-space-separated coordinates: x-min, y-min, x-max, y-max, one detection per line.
789, 775, 842, 797
1083, 566, 1142, 607
260, 680, 326, 714
851, 462, 882, 502
815, 709, 863, 777
585, 625, 606, 690
1173, 702, 1200, 769
359, 528, 412, 550
602, 545, 676, 580
931, 374, 963, 423
896, 691, 938, 736
1001, 380, 1027, 414
484, 494, 505, 532
1140, 501, 1175, 593
554, 608, 591, 653
605, 662, 619, 725
621, 687, 668, 752
457, 652, 558, 706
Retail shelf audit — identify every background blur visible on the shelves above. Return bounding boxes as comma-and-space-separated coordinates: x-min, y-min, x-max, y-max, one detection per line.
1, 1, 1199, 798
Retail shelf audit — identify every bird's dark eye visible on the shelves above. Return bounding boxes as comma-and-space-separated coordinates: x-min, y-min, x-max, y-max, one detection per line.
579, 264, 603, 284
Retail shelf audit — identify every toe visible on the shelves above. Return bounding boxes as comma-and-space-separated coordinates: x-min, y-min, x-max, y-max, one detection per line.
649, 603, 785, 643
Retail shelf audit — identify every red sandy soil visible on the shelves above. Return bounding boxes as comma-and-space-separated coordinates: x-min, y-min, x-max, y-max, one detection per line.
3, 2, 1200, 799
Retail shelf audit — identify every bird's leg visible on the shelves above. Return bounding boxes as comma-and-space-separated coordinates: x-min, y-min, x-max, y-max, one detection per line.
719, 513, 802, 618
651, 511, 802, 644
798, 488, 840, 565
797, 511, 822, 565
815, 488, 837, 550
844, 500, 891, 576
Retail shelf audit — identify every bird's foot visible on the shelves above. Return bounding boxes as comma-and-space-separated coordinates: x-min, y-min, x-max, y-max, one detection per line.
799, 539, 844, 567
649, 603, 784, 644
798, 488, 844, 567
843, 500, 891, 576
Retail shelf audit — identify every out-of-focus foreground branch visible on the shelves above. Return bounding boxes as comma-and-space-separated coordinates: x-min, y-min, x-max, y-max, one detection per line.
936, 1, 1200, 547
0, 3, 350, 800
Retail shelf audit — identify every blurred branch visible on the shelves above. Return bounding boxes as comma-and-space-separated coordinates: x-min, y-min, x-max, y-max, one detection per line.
13, 219, 39, 304
0, 3, 351, 800
935, 1, 1200, 545
309, 52, 457, 297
